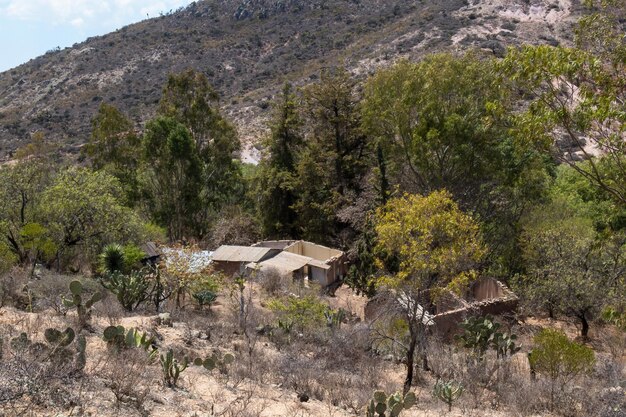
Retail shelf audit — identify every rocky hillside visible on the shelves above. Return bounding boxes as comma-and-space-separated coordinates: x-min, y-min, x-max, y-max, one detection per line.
0, 0, 582, 161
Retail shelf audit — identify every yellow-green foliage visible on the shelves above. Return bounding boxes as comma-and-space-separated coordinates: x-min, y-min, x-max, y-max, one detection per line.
529, 329, 595, 382
0, 240, 16, 273
374, 190, 486, 295
267, 295, 328, 332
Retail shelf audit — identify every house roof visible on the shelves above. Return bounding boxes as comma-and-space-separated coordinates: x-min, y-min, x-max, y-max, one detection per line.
259, 251, 311, 272
141, 242, 161, 259
248, 251, 331, 275
212, 245, 272, 263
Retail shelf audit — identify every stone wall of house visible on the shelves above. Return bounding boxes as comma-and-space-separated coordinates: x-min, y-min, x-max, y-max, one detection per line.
364, 279, 519, 339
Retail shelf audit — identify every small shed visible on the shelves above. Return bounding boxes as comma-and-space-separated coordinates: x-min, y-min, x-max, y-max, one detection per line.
212, 245, 277, 276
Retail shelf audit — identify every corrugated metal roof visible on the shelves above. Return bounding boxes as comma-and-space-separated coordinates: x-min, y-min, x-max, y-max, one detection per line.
212, 245, 272, 263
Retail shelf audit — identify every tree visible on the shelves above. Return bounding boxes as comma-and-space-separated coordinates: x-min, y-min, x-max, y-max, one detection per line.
529, 329, 595, 410
288, 68, 371, 244
345, 214, 379, 297
255, 83, 303, 237
363, 53, 510, 196
501, 0, 626, 205
84, 103, 141, 205
158, 68, 221, 146
141, 117, 204, 241
362, 53, 549, 276
291, 143, 342, 244
40, 167, 148, 269
302, 67, 369, 196
0, 133, 56, 264
374, 190, 486, 393
517, 188, 626, 339
20, 222, 56, 276
157, 69, 242, 225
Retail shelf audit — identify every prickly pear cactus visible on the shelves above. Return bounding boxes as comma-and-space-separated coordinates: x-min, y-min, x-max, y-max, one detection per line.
193, 351, 235, 374
103, 325, 156, 358
62, 280, 102, 329
42, 326, 86, 369
44, 327, 75, 347
366, 390, 416, 417
160, 349, 188, 387
433, 379, 463, 412
10, 332, 31, 351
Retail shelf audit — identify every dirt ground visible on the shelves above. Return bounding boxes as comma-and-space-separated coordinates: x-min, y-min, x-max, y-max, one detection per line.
0, 282, 623, 417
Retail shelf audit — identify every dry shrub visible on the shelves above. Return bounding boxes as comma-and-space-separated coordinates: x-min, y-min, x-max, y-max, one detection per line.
272, 324, 388, 411
205, 385, 267, 417
29, 272, 74, 314
0, 267, 31, 310
100, 349, 153, 412
92, 291, 126, 326
257, 267, 289, 296
0, 325, 85, 414
498, 373, 550, 416
208, 209, 260, 248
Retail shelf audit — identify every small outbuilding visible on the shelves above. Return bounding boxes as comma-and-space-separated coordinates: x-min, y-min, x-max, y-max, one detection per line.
211, 245, 278, 276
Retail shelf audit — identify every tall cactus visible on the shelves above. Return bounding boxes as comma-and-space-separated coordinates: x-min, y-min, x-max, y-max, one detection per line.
62, 280, 102, 329
366, 390, 416, 417
160, 349, 188, 387
433, 380, 463, 412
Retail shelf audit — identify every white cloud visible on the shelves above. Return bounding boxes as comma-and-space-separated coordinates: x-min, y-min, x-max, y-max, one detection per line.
0, 0, 194, 27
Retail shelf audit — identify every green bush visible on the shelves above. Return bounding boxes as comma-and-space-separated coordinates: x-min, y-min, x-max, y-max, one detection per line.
528, 329, 595, 410
267, 295, 327, 333
192, 290, 217, 309
602, 307, 626, 330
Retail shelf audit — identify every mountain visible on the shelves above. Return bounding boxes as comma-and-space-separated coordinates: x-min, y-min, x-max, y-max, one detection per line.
0, 0, 582, 162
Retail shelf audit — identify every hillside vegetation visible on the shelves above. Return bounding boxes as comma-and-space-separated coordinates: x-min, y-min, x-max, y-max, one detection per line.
0, 0, 625, 416
0, 0, 581, 159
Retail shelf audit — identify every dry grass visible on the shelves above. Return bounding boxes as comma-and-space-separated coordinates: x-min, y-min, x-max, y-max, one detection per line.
0, 270, 623, 416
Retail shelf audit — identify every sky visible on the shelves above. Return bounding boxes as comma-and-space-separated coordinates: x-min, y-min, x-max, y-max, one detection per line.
0, 0, 196, 72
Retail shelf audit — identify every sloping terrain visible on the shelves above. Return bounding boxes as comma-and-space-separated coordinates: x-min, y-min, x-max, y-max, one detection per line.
0, 0, 582, 160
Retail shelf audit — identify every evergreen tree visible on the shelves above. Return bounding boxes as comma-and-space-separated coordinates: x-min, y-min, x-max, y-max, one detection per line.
291, 67, 372, 244
84, 103, 141, 205
256, 83, 303, 238
141, 117, 204, 241
157, 69, 242, 231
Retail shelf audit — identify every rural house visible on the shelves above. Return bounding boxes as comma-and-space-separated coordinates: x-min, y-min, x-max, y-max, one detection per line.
212, 240, 347, 287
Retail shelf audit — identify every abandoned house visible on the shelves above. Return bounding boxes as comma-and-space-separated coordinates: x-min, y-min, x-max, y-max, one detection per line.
212, 240, 347, 287
210, 245, 278, 276
364, 277, 519, 338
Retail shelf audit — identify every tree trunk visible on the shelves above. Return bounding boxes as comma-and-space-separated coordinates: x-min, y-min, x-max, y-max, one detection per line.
580, 314, 590, 340
403, 325, 417, 395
